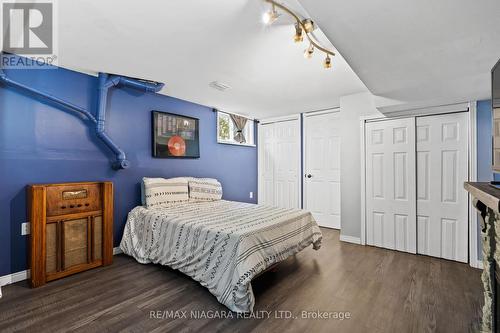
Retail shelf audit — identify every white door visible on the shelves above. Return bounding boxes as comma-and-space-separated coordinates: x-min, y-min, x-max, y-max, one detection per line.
258, 119, 301, 209
304, 111, 341, 229
365, 118, 417, 253
258, 124, 275, 206
416, 112, 468, 262
273, 121, 301, 208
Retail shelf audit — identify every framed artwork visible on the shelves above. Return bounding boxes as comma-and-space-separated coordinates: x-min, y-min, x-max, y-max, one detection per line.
152, 111, 200, 158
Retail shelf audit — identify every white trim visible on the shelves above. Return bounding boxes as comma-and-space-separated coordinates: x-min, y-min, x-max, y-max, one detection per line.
299, 115, 303, 209
0, 248, 124, 296
303, 107, 340, 118
0, 269, 30, 287
257, 123, 264, 205
359, 118, 367, 245
476, 261, 484, 270
302, 115, 306, 210
360, 114, 387, 122
216, 140, 256, 148
258, 114, 300, 125
468, 101, 480, 269
0, 269, 30, 298
339, 234, 361, 245
379, 102, 470, 116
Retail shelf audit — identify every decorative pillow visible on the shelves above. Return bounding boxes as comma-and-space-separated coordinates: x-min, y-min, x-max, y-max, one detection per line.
188, 178, 223, 201
141, 177, 195, 206
143, 177, 189, 208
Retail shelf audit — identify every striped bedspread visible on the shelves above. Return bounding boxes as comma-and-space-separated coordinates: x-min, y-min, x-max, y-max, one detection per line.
120, 200, 322, 312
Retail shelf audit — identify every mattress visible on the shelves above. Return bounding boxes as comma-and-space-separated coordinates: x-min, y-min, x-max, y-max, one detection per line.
120, 200, 322, 312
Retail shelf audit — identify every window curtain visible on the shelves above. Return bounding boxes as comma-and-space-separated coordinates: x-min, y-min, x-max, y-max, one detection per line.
230, 114, 248, 143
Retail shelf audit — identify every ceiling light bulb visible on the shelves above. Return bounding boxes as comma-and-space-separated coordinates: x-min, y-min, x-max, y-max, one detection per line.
304, 44, 314, 59
302, 19, 315, 33
262, 5, 278, 25
293, 22, 303, 42
262, 12, 272, 24
324, 54, 332, 69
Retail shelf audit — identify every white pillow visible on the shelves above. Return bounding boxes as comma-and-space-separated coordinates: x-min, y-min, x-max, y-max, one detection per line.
141, 177, 195, 206
188, 178, 223, 201
143, 177, 189, 208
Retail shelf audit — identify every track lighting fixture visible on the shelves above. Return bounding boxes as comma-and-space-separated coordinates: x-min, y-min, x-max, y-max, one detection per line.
324, 54, 332, 69
262, 4, 279, 25
301, 19, 315, 33
304, 44, 314, 59
294, 22, 303, 43
262, 0, 334, 70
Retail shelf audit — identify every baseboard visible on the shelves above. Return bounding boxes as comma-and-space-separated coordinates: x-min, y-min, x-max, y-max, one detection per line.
339, 234, 361, 245
0, 247, 124, 292
471, 260, 483, 270
0, 269, 30, 288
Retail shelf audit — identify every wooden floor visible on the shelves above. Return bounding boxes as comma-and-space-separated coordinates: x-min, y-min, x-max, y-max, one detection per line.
0, 229, 483, 333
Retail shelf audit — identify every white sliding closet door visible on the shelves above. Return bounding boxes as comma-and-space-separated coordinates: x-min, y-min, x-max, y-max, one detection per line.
416, 112, 468, 262
303, 111, 341, 229
365, 118, 417, 253
258, 119, 301, 209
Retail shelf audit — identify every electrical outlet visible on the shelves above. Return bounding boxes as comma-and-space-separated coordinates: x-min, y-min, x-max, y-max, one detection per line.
249, 192, 253, 199
21, 222, 30, 235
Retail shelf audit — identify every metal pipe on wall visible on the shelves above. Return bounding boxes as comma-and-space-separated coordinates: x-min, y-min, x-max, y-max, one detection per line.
0, 68, 97, 123
95, 72, 164, 169
0, 65, 165, 169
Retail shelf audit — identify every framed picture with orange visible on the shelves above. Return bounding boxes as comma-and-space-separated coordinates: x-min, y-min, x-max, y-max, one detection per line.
152, 111, 200, 158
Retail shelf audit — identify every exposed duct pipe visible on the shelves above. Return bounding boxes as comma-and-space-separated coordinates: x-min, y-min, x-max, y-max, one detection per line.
0, 64, 164, 169
95, 72, 164, 169
0, 68, 97, 123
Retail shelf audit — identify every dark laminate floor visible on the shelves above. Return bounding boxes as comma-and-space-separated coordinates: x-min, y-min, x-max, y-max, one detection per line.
0, 229, 483, 333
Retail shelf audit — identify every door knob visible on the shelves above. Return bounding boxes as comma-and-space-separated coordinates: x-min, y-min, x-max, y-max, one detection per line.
306, 174, 312, 178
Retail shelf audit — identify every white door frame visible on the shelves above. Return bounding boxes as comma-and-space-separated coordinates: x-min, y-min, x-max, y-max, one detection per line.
258, 114, 302, 208
359, 102, 479, 268
468, 101, 480, 269
302, 108, 341, 212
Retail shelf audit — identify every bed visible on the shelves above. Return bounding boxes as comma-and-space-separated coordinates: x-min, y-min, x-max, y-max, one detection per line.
120, 199, 322, 313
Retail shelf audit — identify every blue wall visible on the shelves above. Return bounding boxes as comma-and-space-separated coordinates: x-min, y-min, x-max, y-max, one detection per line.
477, 100, 494, 182
476, 100, 494, 260
0, 65, 257, 277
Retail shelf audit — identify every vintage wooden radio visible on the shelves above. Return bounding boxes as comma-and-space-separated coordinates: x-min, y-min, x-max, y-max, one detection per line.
28, 181, 113, 287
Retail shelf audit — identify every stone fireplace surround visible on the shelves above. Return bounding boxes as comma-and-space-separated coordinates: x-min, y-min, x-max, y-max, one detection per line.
465, 182, 500, 332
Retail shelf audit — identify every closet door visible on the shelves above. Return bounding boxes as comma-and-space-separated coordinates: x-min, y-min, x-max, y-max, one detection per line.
416, 112, 468, 262
365, 118, 417, 253
273, 121, 301, 208
258, 124, 275, 206
258, 119, 301, 209
303, 111, 341, 229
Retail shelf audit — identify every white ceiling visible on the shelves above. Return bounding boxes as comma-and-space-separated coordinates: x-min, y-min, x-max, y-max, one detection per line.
57, 0, 367, 118
299, 0, 500, 112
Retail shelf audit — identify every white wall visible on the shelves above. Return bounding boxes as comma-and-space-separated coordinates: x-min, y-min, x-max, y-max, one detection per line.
339, 92, 383, 239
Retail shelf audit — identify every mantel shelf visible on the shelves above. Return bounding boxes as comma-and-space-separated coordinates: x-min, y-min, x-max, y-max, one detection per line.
464, 182, 500, 213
